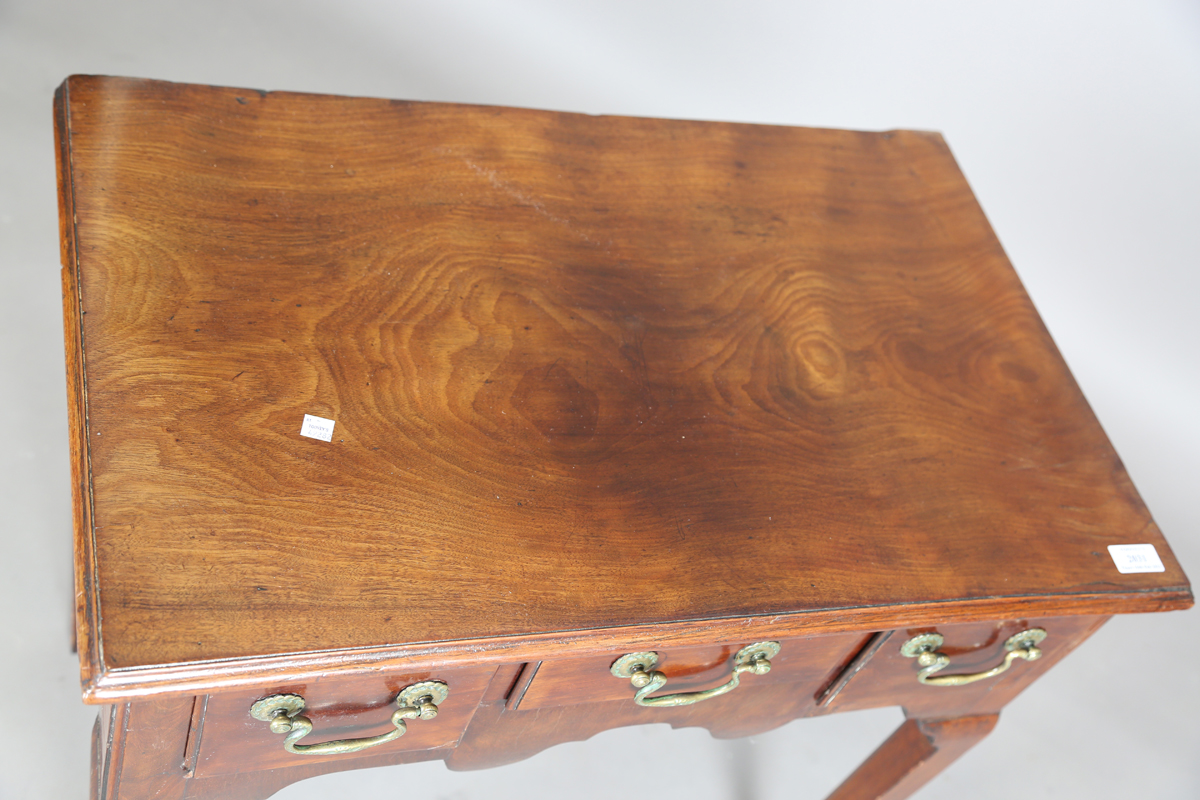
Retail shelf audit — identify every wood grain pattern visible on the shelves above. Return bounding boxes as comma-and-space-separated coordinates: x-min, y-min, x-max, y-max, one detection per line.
56, 76, 1191, 704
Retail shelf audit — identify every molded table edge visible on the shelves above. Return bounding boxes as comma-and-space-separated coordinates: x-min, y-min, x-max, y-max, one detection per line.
81, 589, 1191, 703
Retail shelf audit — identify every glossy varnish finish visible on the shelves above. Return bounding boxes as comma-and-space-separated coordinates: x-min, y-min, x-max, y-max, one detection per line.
194, 665, 495, 777
445, 614, 1101, 773
512, 631, 871, 710
824, 615, 1108, 718
59, 76, 1192, 800
57, 76, 1189, 702
81, 616, 1105, 799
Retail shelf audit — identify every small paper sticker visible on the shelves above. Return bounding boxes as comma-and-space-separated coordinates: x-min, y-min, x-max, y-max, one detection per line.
300, 414, 335, 442
1108, 544, 1165, 574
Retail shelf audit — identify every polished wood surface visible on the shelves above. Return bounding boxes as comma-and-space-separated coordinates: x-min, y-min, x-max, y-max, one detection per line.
56, 76, 1190, 702
825, 614, 1104, 719
448, 615, 1102, 772
513, 631, 869, 709
58, 76, 1193, 800
825, 615, 1107, 718
195, 665, 494, 776
91, 695, 449, 800
451, 655, 845, 772
82, 617, 1104, 798
75, 590, 1174, 703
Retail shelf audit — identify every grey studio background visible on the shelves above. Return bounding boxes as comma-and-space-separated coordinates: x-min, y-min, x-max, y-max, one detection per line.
2, 2, 1198, 799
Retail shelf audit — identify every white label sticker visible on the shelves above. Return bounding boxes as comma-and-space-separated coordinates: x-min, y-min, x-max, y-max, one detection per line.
1108, 544, 1165, 574
300, 414, 335, 442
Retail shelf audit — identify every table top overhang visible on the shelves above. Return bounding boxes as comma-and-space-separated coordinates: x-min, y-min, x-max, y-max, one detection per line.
56, 75, 1191, 700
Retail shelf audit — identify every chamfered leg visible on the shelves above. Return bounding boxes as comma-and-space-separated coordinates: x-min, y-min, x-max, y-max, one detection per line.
824, 714, 999, 800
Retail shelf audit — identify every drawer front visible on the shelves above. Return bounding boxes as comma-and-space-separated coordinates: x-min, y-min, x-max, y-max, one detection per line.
194, 665, 496, 777
511, 631, 873, 711
823, 615, 1108, 718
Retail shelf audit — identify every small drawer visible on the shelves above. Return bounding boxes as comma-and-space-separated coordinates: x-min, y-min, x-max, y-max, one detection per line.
510, 632, 872, 711
193, 665, 496, 777
823, 616, 1107, 718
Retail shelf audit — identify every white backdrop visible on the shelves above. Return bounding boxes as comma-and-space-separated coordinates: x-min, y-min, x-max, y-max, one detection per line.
1, 2, 1197, 798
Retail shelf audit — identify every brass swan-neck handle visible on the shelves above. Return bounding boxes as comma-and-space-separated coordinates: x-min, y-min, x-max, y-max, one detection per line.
901, 629, 1047, 686
610, 642, 780, 707
249, 681, 448, 756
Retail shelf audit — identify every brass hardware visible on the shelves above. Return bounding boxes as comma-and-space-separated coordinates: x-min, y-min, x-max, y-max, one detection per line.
610, 642, 780, 707
900, 628, 1047, 686
249, 680, 449, 755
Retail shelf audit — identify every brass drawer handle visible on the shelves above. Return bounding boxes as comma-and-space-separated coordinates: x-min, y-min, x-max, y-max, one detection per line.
900, 628, 1047, 686
249, 681, 448, 755
610, 642, 780, 707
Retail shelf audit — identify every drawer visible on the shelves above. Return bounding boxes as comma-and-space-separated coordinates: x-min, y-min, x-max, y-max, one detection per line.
823, 616, 1108, 718
510, 632, 873, 711
193, 665, 496, 777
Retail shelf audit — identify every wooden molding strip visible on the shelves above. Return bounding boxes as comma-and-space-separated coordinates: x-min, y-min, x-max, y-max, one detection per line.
81, 589, 1190, 703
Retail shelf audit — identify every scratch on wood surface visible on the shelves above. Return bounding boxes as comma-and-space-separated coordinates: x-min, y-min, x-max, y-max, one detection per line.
463, 160, 607, 248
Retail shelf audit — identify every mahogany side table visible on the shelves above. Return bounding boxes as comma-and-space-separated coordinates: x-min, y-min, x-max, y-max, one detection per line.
55, 75, 1192, 800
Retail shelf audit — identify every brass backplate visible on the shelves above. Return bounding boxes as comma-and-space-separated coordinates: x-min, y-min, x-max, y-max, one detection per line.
734, 641, 781, 666
1004, 628, 1048, 651
397, 680, 449, 708
610, 651, 660, 678
900, 633, 946, 658
249, 693, 306, 721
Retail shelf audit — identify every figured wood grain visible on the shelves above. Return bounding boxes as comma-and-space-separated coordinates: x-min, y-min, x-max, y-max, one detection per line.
56, 76, 1191, 701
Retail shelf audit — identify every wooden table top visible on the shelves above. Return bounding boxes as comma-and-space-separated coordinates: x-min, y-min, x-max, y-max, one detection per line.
56, 76, 1190, 699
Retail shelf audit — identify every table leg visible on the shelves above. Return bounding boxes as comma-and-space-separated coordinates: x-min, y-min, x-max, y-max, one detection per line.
93, 699, 193, 800
824, 714, 999, 800
90, 714, 101, 800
